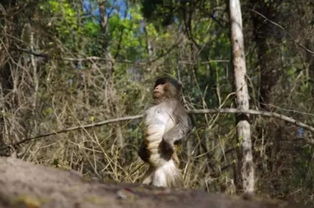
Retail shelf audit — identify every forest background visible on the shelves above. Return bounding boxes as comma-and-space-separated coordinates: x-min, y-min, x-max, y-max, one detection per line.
0, 0, 314, 206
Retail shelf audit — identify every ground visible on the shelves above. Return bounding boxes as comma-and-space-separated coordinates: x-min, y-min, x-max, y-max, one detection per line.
0, 157, 301, 208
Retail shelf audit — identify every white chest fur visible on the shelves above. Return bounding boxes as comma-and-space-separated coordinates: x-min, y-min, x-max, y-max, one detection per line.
145, 102, 175, 141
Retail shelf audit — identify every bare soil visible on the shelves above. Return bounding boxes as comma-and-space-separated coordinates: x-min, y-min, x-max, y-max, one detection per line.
0, 157, 300, 208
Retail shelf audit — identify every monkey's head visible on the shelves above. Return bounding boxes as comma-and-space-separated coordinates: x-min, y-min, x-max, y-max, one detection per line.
153, 77, 182, 102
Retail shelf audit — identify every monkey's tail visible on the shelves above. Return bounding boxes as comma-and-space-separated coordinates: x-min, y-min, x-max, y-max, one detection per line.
143, 159, 182, 187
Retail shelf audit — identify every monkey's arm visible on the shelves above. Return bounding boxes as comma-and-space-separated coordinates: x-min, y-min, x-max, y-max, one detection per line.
158, 110, 191, 161
163, 109, 192, 145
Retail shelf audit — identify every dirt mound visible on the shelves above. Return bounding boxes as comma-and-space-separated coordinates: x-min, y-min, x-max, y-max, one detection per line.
0, 157, 299, 208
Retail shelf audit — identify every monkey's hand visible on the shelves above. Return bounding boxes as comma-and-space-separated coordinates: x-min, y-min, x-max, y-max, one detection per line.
163, 115, 192, 145
163, 104, 192, 145
158, 139, 174, 161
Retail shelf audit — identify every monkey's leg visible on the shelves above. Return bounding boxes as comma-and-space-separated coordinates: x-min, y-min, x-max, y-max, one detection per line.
158, 139, 174, 161
138, 142, 150, 163
151, 159, 182, 187
142, 166, 155, 185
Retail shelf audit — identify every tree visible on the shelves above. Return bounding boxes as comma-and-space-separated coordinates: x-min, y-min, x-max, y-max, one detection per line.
229, 0, 254, 193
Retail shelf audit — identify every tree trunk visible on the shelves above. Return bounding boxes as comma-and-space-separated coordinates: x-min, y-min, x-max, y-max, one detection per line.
249, 1, 283, 110
229, 0, 254, 193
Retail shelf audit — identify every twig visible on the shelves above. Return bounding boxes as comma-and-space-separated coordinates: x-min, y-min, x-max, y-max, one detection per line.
15, 46, 49, 59
179, 60, 229, 64
63, 56, 114, 62
1, 114, 143, 151
251, 9, 314, 54
2, 108, 314, 151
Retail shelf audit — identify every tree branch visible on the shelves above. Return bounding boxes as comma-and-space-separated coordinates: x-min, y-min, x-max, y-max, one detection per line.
251, 9, 314, 54
2, 108, 314, 151
1, 115, 143, 151
190, 108, 314, 132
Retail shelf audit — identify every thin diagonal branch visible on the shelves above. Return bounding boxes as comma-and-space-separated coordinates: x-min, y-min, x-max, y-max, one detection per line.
251, 9, 314, 54
2, 114, 143, 150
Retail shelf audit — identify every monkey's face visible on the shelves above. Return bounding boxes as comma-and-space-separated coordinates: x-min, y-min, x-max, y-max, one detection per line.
153, 82, 180, 102
153, 77, 181, 102
153, 84, 165, 99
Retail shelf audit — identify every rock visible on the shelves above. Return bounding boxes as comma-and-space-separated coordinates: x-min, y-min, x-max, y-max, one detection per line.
0, 157, 302, 208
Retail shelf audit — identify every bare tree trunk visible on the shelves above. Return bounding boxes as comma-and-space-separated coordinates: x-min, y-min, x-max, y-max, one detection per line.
229, 0, 254, 193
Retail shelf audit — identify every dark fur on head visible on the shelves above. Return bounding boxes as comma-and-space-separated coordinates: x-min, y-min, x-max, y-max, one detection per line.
154, 77, 182, 99
154, 77, 181, 90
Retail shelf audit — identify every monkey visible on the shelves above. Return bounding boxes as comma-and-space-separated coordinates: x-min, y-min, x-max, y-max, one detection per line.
138, 77, 191, 187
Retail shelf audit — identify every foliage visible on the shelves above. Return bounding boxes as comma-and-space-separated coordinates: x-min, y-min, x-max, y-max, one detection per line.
0, 0, 314, 206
